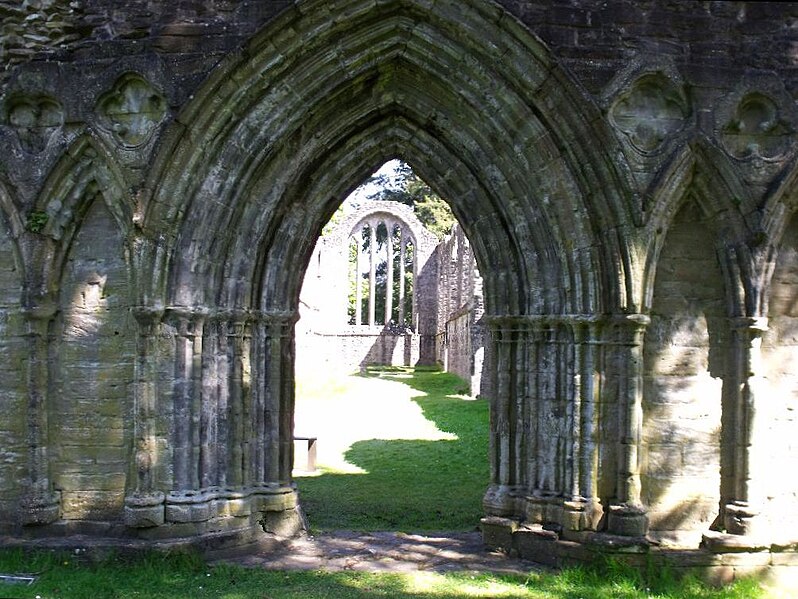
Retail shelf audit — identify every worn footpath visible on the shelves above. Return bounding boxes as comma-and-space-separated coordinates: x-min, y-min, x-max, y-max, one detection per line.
211, 530, 544, 576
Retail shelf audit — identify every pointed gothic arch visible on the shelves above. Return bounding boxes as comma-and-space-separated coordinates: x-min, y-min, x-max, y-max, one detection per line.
28, 134, 134, 300
642, 140, 756, 317
142, 0, 638, 315
16, 133, 137, 526
112, 0, 662, 540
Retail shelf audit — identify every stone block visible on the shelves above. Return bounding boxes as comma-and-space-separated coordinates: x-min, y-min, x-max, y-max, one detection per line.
587, 533, 649, 553
260, 506, 304, 538
125, 493, 165, 528
54, 472, 127, 492
480, 516, 518, 552
772, 552, 798, 566
165, 500, 213, 523
513, 527, 561, 566
226, 497, 253, 518
720, 552, 772, 567
701, 531, 771, 553
701, 565, 736, 587
61, 490, 124, 520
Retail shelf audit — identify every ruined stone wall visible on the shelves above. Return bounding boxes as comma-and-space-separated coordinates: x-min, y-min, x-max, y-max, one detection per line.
0, 1, 797, 580
296, 201, 438, 372
433, 224, 489, 397
296, 327, 421, 375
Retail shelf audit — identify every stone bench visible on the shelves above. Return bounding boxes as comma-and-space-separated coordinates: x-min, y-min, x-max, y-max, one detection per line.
293, 436, 317, 472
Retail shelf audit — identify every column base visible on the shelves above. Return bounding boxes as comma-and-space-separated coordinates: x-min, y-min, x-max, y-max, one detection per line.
165, 490, 217, 523
606, 503, 648, 537
723, 501, 769, 537
483, 484, 517, 517
20, 491, 61, 525
125, 492, 165, 528
561, 497, 604, 541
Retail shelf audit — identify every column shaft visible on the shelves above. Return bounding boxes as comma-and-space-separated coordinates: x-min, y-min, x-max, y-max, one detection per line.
385, 224, 394, 324
368, 224, 376, 326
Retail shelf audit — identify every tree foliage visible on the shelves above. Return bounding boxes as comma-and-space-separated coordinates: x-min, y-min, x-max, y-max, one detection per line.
365, 161, 455, 240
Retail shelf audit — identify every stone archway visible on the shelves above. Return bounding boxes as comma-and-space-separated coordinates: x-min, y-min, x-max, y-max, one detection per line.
121, 0, 639, 542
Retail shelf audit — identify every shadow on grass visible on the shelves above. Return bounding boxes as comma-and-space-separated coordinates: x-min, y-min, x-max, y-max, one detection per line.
296, 369, 489, 532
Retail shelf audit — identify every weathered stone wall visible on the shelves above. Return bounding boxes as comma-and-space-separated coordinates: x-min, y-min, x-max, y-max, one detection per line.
761, 214, 798, 533
433, 224, 489, 397
296, 327, 420, 375
52, 198, 135, 522
297, 201, 438, 372
0, 1, 797, 584
0, 214, 26, 521
642, 201, 725, 546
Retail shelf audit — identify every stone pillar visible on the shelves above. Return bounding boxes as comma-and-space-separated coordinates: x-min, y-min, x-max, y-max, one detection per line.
368, 223, 376, 326
724, 317, 770, 538
606, 314, 649, 537
252, 312, 301, 536
355, 231, 363, 326
199, 315, 221, 489
385, 223, 394, 324
580, 322, 602, 510
398, 229, 406, 326
170, 309, 204, 491
227, 311, 251, 488
252, 311, 298, 487
410, 240, 418, 331
561, 320, 604, 538
20, 299, 60, 525
483, 317, 525, 517
521, 320, 543, 523
535, 322, 557, 496
125, 306, 165, 528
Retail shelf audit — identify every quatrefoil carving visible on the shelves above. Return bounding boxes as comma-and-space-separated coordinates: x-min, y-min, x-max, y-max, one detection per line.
97, 74, 166, 148
610, 74, 688, 154
721, 93, 792, 160
6, 95, 64, 154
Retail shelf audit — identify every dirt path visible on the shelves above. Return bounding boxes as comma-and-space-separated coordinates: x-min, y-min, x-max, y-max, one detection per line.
211, 530, 544, 576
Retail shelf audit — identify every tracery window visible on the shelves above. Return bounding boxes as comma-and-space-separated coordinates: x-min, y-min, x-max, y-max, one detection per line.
348, 217, 416, 329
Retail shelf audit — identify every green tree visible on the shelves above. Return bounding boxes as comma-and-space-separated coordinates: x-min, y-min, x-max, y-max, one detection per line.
366, 161, 455, 240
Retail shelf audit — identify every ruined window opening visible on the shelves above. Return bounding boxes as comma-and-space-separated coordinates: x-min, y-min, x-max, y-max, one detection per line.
348, 219, 416, 329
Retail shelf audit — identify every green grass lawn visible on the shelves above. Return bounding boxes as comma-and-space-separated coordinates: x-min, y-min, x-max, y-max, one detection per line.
294, 367, 488, 531
0, 549, 766, 599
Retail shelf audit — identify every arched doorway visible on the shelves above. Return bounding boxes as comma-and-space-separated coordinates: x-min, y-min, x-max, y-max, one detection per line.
126, 0, 638, 542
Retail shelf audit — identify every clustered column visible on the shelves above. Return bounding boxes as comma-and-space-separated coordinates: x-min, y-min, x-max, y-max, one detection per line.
724, 316, 770, 538
124, 306, 166, 527
606, 314, 649, 537
124, 307, 301, 532
20, 299, 61, 525
482, 315, 622, 539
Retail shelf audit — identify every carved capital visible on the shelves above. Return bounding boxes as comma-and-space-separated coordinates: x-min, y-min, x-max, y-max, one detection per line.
730, 316, 769, 334
132, 305, 164, 333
